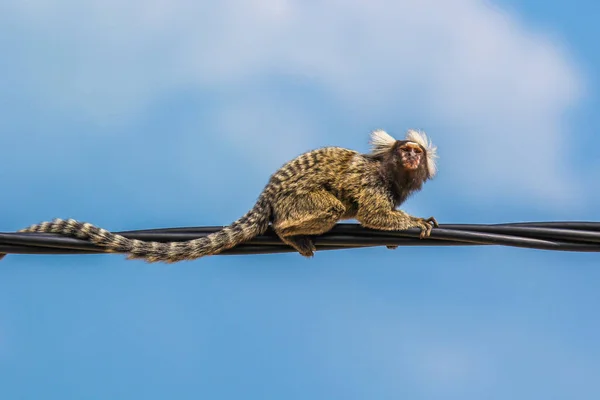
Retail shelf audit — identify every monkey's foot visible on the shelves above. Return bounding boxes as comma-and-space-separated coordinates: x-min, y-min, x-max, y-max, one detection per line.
282, 235, 316, 257
414, 216, 439, 239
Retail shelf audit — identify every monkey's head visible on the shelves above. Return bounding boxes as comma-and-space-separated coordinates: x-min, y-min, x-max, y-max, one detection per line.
369, 129, 438, 180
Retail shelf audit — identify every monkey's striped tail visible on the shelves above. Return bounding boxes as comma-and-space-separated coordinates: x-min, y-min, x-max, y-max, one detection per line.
18, 198, 272, 263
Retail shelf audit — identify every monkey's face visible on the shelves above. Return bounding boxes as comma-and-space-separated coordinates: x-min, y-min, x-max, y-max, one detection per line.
398, 142, 424, 170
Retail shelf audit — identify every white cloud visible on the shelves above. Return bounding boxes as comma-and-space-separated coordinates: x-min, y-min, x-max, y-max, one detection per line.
1, 0, 584, 206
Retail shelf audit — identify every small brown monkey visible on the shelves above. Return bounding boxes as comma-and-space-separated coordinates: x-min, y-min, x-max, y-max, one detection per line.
19, 129, 438, 263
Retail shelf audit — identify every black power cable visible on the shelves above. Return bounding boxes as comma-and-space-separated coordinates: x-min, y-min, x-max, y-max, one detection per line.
1, 221, 600, 261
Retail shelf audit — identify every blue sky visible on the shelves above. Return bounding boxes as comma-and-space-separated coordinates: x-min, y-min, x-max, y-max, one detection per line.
1, 0, 600, 398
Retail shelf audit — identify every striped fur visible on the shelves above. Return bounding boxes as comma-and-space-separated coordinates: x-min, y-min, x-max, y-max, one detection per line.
19, 192, 273, 263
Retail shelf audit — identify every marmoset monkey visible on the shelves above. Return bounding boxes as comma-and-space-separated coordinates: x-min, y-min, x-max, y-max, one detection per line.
19, 129, 438, 263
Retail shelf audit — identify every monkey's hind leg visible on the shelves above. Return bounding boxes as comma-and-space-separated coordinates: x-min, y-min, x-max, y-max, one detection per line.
272, 191, 345, 257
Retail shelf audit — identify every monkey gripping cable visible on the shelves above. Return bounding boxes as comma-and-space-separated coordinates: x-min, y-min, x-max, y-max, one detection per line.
1, 221, 600, 260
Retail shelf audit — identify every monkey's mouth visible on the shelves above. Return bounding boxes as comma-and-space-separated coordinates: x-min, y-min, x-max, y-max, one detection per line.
404, 159, 420, 170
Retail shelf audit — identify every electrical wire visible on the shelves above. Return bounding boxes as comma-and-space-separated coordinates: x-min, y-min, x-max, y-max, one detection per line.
1, 221, 600, 260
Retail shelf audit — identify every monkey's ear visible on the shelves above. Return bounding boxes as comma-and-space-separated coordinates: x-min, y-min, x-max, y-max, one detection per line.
405, 129, 438, 178
369, 129, 397, 155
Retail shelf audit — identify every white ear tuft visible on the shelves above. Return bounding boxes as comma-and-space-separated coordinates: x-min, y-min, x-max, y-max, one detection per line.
405, 129, 438, 178
369, 129, 397, 155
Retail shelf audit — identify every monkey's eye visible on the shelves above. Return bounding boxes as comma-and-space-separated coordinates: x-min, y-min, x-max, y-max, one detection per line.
400, 145, 423, 153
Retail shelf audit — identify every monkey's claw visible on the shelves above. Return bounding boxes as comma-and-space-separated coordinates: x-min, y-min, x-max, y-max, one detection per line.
418, 225, 431, 239
425, 216, 439, 228
415, 216, 437, 239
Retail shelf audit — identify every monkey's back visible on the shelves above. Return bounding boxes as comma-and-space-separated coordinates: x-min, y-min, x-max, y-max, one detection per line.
263, 146, 382, 219
267, 147, 358, 192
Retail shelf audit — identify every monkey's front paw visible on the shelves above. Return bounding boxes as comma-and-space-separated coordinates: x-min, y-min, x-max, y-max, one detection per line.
414, 216, 438, 239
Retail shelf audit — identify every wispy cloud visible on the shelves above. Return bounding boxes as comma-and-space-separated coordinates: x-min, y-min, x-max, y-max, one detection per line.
0, 0, 584, 207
